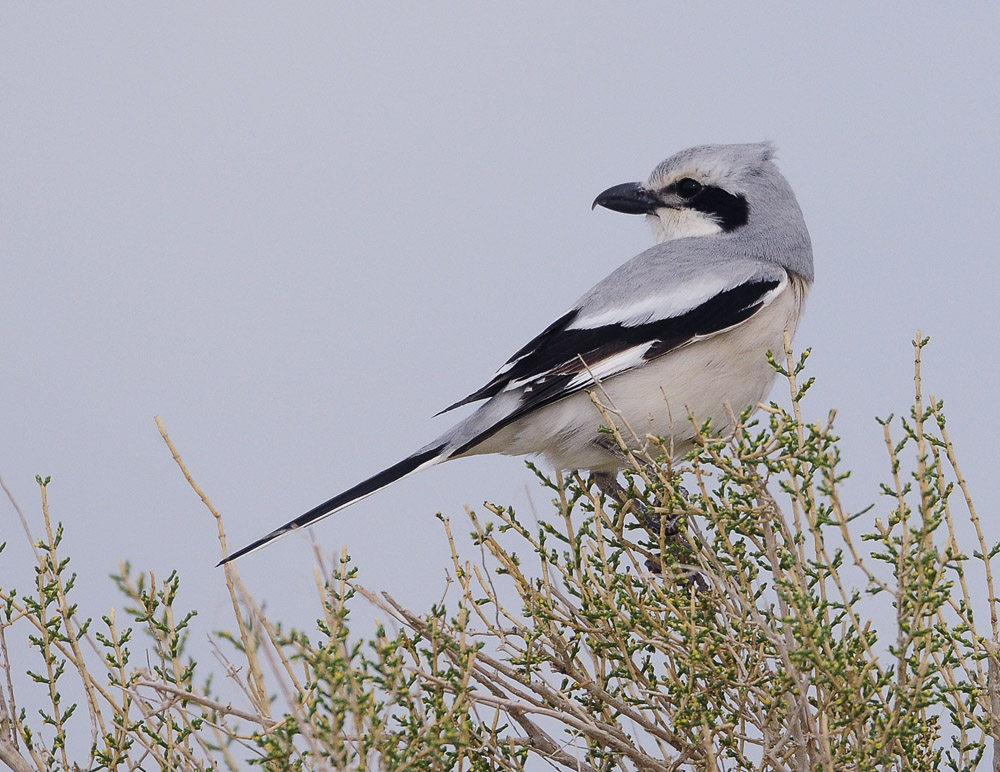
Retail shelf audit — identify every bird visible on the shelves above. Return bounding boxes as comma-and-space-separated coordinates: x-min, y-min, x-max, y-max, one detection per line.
220, 142, 813, 564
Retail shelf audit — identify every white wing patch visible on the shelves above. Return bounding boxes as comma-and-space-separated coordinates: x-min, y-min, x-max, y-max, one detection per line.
565, 344, 653, 389
494, 359, 517, 376
568, 270, 780, 331
501, 343, 652, 395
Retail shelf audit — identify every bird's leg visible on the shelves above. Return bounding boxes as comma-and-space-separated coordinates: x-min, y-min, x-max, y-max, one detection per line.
593, 471, 679, 570
594, 471, 648, 520
593, 469, 706, 590
592, 438, 661, 529
594, 469, 682, 536
590, 437, 708, 585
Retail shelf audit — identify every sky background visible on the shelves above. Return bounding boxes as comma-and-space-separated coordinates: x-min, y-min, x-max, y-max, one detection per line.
3, 0, 999, 749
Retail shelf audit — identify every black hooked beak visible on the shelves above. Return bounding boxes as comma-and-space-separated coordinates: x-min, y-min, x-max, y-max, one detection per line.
591, 182, 661, 215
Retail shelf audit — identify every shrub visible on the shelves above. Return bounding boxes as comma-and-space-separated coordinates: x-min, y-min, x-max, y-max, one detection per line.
1, 336, 997, 771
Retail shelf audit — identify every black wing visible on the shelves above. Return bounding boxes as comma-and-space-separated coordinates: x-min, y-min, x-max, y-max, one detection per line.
446, 277, 782, 453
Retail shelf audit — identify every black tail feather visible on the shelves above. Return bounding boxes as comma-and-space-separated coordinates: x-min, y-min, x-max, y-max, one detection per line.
218, 444, 447, 565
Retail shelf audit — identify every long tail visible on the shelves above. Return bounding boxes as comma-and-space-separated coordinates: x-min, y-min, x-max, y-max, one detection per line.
218, 443, 448, 565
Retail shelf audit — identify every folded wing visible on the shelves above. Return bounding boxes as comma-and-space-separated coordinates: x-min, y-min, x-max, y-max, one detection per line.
443, 265, 789, 454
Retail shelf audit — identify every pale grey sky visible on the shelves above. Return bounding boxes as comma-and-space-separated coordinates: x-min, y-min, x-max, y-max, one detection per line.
3, 0, 999, 727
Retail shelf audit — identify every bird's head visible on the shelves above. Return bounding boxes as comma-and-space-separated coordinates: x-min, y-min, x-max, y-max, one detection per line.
593, 142, 804, 247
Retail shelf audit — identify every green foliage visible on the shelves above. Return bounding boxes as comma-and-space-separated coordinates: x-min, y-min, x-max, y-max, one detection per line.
0, 337, 997, 771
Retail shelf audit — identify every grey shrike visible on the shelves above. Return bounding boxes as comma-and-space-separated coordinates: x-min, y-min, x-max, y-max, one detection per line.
221, 142, 813, 564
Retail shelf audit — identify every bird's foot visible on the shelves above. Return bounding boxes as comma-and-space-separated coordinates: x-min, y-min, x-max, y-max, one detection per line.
643, 554, 710, 592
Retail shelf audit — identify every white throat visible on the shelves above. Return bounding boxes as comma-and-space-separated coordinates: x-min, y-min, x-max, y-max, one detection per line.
646, 208, 722, 243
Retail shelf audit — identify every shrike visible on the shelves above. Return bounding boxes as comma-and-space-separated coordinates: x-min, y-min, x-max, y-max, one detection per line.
221, 142, 813, 564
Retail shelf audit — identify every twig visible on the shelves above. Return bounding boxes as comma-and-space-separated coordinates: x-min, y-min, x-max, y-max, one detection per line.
132, 679, 277, 728
0, 737, 33, 772
153, 416, 270, 714
0, 472, 40, 561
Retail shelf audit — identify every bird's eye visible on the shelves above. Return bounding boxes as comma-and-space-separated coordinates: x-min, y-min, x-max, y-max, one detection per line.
676, 178, 703, 199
